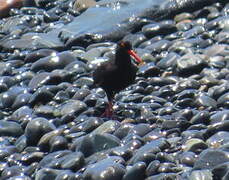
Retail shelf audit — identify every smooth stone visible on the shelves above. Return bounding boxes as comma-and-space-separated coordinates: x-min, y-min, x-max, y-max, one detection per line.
25, 117, 56, 146
145, 40, 172, 54
195, 93, 217, 108
217, 92, 229, 108
8, 176, 32, 180
74, 0, 96, 12
137, 62, 160, 77
122, 33, 147, 48
206, 131, 229, 148
176, 52, 207, 76
190, 111, 210, 125
83, 156, 125, 180
59, 100, 87, 116
210, 110, 229, 124
20, 152, 45, 165
1, 166, 24, 180
75, 133, 120, 157
113, 124, 134, 140
182, 138, 208, 153
212, 162, 229, 180
38, 129, 63, 152
109, 145, 132, 160
38, 150, 72, 168
60, 152, 85, 171
205, 121, 229, 139
194, 149, 229, 170
1, 86, 28, 108
35, 105, 55, 117
31, 51, 76, 72
0, 121, 23, 137
25, 49, 57, 63
182, 25, 205, 39
123, 162, 146, 180
29, 88, 54, 106
146, 160, 160, 176
179, 151, 197, 167
71, 117, 104, 133
156, 52, 180, 70
73, 77, 94, 87
128, 138, 169, 165
1, 32, 64, 50
12, 93, 32, 109
72, 89, 91, 101
146, 173, 180, 180
35, 168, 65, 180
174, 12, 194, 22
91, 120, 120, 135
142, 20, 176, 38
55, 171, 81, 180
129, 123, 152, 137
49, 136, 68, 152
189, 169, 213, 180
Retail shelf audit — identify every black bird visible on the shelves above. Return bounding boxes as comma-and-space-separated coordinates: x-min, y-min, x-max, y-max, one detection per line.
93, 41, 143, 117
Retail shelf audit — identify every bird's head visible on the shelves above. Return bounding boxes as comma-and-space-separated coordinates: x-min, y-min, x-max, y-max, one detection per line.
117, 41, 144, 65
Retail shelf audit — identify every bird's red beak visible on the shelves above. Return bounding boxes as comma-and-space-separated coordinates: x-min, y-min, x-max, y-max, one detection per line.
127, 50, 143, 65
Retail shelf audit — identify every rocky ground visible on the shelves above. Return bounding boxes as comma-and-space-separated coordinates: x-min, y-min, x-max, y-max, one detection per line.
0, 0, 229, 179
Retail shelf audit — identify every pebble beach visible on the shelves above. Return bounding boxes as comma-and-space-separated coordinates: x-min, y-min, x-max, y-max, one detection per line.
0, 0, 229, 179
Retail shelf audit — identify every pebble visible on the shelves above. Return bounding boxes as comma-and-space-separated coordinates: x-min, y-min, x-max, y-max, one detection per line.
25, 117, 56, 146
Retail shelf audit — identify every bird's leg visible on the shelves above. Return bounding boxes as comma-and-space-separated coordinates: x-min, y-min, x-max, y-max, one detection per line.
101, 98, 114, 118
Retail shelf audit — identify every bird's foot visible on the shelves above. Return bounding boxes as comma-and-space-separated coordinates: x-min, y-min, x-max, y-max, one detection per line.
100, 107, 114, 119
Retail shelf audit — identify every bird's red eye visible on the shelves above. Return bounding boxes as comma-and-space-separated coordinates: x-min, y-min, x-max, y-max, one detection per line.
120, 42, 125, 48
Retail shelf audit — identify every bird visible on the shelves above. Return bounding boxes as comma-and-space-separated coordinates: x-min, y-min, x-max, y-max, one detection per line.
93, 41, 143, 118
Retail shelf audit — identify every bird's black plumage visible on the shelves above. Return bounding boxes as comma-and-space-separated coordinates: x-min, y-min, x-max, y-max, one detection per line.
93, 41, 143, 117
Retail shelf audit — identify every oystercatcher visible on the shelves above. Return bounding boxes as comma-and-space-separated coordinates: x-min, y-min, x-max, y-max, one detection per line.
93, 41, 143, 118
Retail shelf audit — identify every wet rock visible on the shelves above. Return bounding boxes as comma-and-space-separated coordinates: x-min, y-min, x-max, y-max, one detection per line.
182, 138, 208, 153
142, 20, 177, 38
212, 162, 229, 180
60, 152, 85, 171
25, 117, 56, 146
123, 162, 146, 180
31, 51, 76, 72
83, 156, 125, 180
0, 121, 23, 137
74, 0, 96, 13
207, 131, 229, 148
25, 49, 57, 63
38, 129, 63, 152
1, 32, 64, 50
189, 169, 213, 180
194, 149, 229, 170
176, 52, 208, 76
49, 136, 68, 152
179, 151, 197, 166
1, 166, 24, 180
129, 138, 169, 165
35, 168, 64, 180
75, 133, 120, 157
195, 93, 217, 109
59, 100, 87, 116
137, 62, 160, 77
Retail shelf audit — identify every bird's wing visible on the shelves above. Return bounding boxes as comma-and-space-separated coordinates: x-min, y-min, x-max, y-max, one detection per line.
93, 62, 116, 86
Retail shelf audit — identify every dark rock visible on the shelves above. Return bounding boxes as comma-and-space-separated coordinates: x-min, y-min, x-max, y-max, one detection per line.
31, 51, 76, 72
0, 121, 23, 137
123, 162, 146, 180
25, 117, 56, 146
194, 149, 229, 170
83, 156, 125, 180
